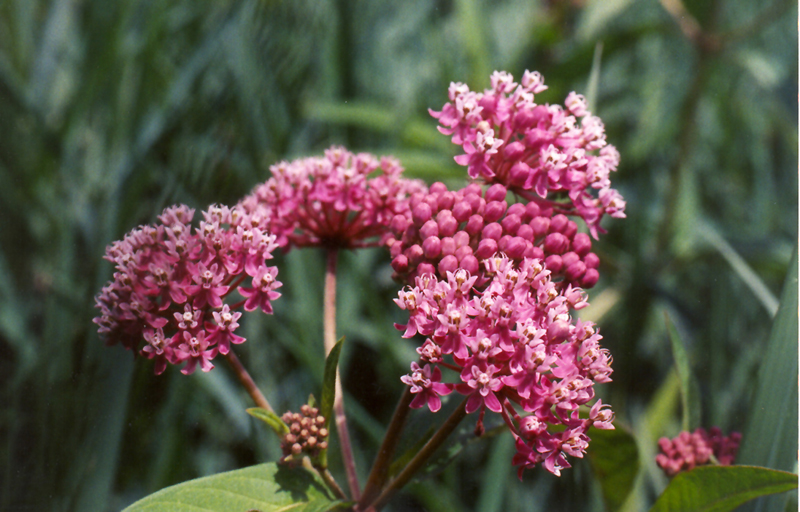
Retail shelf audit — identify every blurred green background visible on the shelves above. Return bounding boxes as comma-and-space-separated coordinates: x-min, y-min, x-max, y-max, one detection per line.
0, 0, 796, 511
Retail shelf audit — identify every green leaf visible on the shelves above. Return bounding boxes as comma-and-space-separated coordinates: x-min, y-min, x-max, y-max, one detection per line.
738, 247, 798, 511
586, 42, 604, 113
587, 425, 640, 512
664, 313, 701, 432
649, 466, 798, 512
320, 337, 344, 431
247, 407, 289, 436
122, 462, 341, 512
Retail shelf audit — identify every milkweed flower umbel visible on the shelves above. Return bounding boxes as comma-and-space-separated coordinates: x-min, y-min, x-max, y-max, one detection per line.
396, 256, 614, 477
430, 70, 625, 238
93, 204, 282, 375
238, 146, 426, 250
656, 427, 741, 477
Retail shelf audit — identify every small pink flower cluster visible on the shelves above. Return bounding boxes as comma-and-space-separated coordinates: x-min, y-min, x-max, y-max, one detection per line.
395, 255, 614, 477
656, 427, 741, 477
93, 204, 282, 375
430, 70, 625, 237
238, 146, 426, 250
387, 182, 600, 288
280, 405, 330, 464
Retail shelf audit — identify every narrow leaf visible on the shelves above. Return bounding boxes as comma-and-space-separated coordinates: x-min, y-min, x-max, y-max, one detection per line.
664, 313, 702, 432
585, 41, 604, 112
738, 247, 798, 512
247, 407, 289, 436
320, 337, 344, 431
649, 466, 798, 512
587, 425, 640, 512
122, 462, 341, 512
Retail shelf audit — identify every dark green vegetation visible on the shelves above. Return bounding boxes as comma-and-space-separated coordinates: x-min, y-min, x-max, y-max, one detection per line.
0, 0, 796, 510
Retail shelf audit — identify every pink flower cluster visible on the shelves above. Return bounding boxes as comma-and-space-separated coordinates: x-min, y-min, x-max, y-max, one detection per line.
656, 427, 741, 477
237, 146, 426, 250
93, 204, 282, 375
387, 182, 600, 288
430, 70, 625, 237
395, 255, 614, 477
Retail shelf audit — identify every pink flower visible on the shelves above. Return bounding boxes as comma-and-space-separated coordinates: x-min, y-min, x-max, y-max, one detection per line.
394, 254, 615, 477
239, 265, 282, 314
94, 204, 282, 375
401, 362, 452, 412
236, 147, 425, 249
656, 428, 741, 477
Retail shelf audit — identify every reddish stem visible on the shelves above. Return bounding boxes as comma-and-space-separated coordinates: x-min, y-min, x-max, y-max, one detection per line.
324, 247, 361, 501
223, 350, 273, 413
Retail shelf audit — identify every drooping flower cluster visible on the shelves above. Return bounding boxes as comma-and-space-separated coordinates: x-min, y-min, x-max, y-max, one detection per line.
395, 255, 614, 477
279, 405, 330, 465
387, 182, 599, 288
430, 70, 625, 237
93, 204, 282, 374
656, 427, 741, 477
238, 146, 426, 250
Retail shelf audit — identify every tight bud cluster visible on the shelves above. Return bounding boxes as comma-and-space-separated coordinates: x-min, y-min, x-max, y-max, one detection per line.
93, 204, 282, 375
387, 182, 599, 288
280, 405, 329, 463
395, 256, 614, 477
656, 427, 741, 477
430, 70, 625, 237
238, 146, 426, 250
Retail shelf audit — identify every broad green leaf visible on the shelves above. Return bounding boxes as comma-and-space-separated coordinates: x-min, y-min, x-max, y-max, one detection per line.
664, 313, 701, 432
738, 247, 798, 512
649, 466, 798, 512
320, 337, 344, 431
247, 407, 289, 436
587, 425, 640, 512
123, 462, 341, 512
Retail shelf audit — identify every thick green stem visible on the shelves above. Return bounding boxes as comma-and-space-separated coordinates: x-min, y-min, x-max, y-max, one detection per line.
366, 398, 470, 511
224, 350, 273, 413
324, 248, 360, 500
358, 388, 414, 508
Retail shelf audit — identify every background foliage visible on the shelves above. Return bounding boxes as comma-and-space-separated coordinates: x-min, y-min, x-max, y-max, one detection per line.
0, 0, 796, 511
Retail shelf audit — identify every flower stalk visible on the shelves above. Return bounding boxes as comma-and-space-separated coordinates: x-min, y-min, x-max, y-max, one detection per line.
325, 247, 360, 500
224, 350, 273, 413
365, 397, 469, 512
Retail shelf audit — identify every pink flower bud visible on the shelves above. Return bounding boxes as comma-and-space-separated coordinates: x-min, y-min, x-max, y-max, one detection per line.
429, 182, 448, 195
455, 245, 473, 261
476, 238, 499, 259
453, 230, 470, 248
417, 262, 436, 276
509, 162, 531, 187
441, 237, 456, 256
581, 268, 599, 288
563, 220, 578, 239
517, 224, 534, 241
412, 202, 433, 226
485, 184, 507, 202
484, 201, 508, 223
572, 232, 592, 256
437, 211, 458, 237
584, 252, 600, 269
438, 191, 456, 211
405, 244, 424, 265
422, 236, 442, 259
501, 214, 522, 235
524, 202, 541, 220
452, 201, 473, 222
390, 240, 403, 258
438, 255, 459, 274
549, 214, 569, 234
561, 251, 580, 268
391, 255, 409, 273
530, 216, 550, 237
460, 254, 479, 274
465, 193, 484, 215
391, 214, 409, 234
503, 141, 526, 160
465, 214, 484, 235
545, 254, 563, 272
482, 222, 503, 241
565, 261, 587, 282
544, 233, 569, 254
505, 237, 527, 259
419, 220, 439, 239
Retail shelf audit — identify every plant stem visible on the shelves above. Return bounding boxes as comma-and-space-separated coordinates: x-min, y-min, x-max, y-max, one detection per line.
366, 398, 470, 512
324, 247, 361, 501
223, 350, 273, 413
301, 457, 348, 501
359, 388, 414, 508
